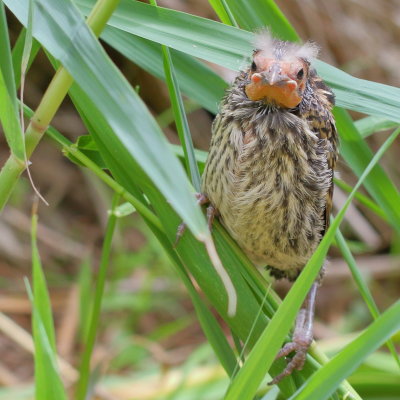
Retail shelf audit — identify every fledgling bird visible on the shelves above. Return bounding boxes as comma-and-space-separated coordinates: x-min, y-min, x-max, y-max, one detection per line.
200, 32, 339, 383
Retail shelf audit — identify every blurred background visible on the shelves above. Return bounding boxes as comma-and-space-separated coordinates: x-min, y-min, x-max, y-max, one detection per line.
0, 0, 399, 398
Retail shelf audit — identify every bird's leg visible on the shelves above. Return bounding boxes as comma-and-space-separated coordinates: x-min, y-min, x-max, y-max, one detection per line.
174, 194, 215, 247
269, 281, 318, 385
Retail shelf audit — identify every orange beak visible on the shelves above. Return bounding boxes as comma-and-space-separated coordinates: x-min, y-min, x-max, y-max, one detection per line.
245, 62, 301, 108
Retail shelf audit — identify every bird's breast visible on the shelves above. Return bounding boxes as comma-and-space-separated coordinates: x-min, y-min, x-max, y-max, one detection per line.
202, 111, 332, 272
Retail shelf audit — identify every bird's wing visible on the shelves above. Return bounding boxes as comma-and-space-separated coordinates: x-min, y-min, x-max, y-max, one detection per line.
304, 77, 339, 235
323, 117, 338, 233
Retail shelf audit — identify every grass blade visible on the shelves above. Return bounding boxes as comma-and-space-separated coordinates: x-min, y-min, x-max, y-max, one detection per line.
223, 0, 298, 40
208, 0, 238, 27
335, 228, 400, 369
0, 2, 17, 107
76, 193, 119, 400
0, 69, 24, 161
355, 115, 397, 138
158, 29, 201, 190
0, 2, 24, 161
29, 204, 67, 400
333, 178, 387, 222
12, 28, 41, 89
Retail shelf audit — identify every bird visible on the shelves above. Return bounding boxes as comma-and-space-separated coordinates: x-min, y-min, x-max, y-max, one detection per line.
176, 31, 338, 384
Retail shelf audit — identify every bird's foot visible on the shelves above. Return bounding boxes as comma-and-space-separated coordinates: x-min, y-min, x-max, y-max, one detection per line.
268, 329, 312, 385
269, 282, 318, 385
173, 193, 218, 247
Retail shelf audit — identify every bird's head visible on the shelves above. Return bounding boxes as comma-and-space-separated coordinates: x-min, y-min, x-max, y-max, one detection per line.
245, 32, 319, 108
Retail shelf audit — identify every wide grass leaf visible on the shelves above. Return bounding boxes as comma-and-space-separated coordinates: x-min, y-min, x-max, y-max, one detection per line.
75, 0, 400, 123
5, 0, 209, 240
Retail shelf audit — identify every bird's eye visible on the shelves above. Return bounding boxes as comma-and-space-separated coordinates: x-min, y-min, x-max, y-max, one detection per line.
296, 68, 304, 79
251, 61, 257, 71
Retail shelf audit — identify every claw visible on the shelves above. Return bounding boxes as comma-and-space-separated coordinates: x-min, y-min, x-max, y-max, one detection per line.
268, 343, 308, 385
269, 282, 318, 385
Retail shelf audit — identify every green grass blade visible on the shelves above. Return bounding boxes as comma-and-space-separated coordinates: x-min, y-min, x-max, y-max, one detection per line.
335, 228, 400, 369
0, 69, 24, 161
31, 211, 56, 351
334, 178, 387, 222
224, 128, 400, 400
20, 0, 33, 77
355, 115, 397, 139
29, 208, 67, 400
76, 193, 119, 400
77, 258, 93, 342
18, 0, 34, 136
159, 37, 201, 190
208, 0, 238, 27
289, 300, 400, 400
223, 0, 298, 40
316, 61, 400, 123
12, 28, 41, 88
6, 0, 209, 240
0, 2, 24, 161
0, 2, 17, 107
